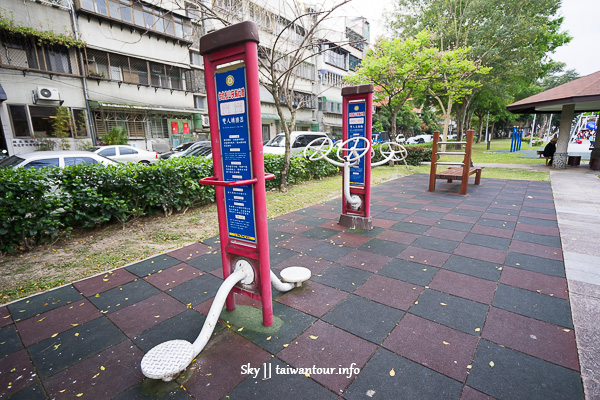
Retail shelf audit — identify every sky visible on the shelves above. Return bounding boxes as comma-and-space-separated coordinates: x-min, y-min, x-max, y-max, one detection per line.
347, 0, 600, 77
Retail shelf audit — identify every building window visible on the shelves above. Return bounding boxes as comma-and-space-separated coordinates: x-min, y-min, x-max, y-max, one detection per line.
324, 43, 347, 70
346, 28, 365, 51
190, 51, 202, 67
8, 105, 31, 137
349, 54, 361, 71
0, 32, 76, 75
7, 105, 87, 138
194, 96, 206, 109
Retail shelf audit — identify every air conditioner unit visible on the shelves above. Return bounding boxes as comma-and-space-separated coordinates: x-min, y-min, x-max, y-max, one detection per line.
36, 87, 60, 101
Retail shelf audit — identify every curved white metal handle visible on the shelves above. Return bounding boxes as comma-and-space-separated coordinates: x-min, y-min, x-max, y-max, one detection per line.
371, 142, 408, 167
336, 137, 371, 164
304, 137, 334, 161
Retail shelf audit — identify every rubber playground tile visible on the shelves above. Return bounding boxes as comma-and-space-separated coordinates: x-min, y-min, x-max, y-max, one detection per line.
345, 226, 386, 238
376, 229, 419, 245
107, 292, 187, 337
492, 284, 573, 329
268, 230, 290, 244
275, 211, 308, 222
480, 212, 518, 222
374, 200, 400, 207
182, 329, 272, 400
515, 222, 560, 237
112, 383, 192, 400
125, 255, 182, 277
0, 325, 22, 358
200, 235, 221, 247
0, 349, 38, 399
44, 340, 144, 400
269, 247, 301, 266
504, 252, 565, 278
378, 259, 439, 287
271, 254, 332, 275
277, 320, 377, 394
304, 241, 354, 262
344, 348, 463, 400
318, 220, 346, 232
223, 302, 316, 355
462, 233, 510, 251
296, 216, 330, 227
498, 267, 567, 299
274, 236, 322, 255
227, 357, 338, 400
442, 255, 502, 282
322, 295, 404, 344
132, 309, 209, 352
387, 206, 418, 215
16, 299, 102, 346
390, 221, 430, 235
434, 219, 474, 232
453, 243, 507, 265
509, 241, 563, 261
73, 268, 137, 297
311, 264, 372, 293
28, 316, 126, 379
482, 307, 579, 371
273, 222, 312, 235
3, 382, 46, 400
276, 280, 348, 318
383, 313, 479, 382
143, 263, 204, 290
313, 210, 342, 219
372, 217, 400, 228
88, 279, 160, 314
457, 203, 488, 212
449, 208, 483, 218
7, 285, 83, 323
329, 231, 372, 248
518, 216, 558, 228
337, 249, 392, 273
358, 238, 406, 258
402, 214, 440, 226
423, 226, 468, 242
0, 307, 12, 329
167, 242, 212, 261
512, 230, 562, 248
475, 218, 515, 230
392, 202, 425, 210
410, 289, 489, 336
429, 269, 498, 304
469, 224, 514, 239
467, 340, 583, 400
521, 205, 556, 215
185, 250, 222, 272
354, 274, 422, 311
441, 213, 479, 224
485, 206, 520, 216
165, 274, 222, 307
397, 246, 451, 267
411, 236, 461, 254
298, 227, 339, 240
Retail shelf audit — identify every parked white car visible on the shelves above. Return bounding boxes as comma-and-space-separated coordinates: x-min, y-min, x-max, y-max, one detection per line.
93, 145, 159, 164
263, 132, 330, 155
406, 134, 433, 145
0, 151, 118, 169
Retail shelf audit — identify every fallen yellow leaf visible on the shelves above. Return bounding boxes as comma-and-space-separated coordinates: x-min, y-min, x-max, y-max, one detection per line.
442, 341, 450, 345
76, 394, 83, 397
389, 368, 395, 376
51, 333, 58, 338
309, 335, 319, 340
440, 303, 447, 306
266, 336, 272, 341
100, 366, 105, 371
238, 327, 244, 332
489, 361, 495, 368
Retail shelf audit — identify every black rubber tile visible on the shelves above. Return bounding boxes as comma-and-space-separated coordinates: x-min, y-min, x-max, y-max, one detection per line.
224, 302, 316, 354
411, 236, 460, 254
390, 222, 430, 235
380, 212, 411, 221
521, 206, 556, 215
378, 259, 438, 286
228, 358, 337, 399
298, 227, 339, 240
296, 216, 328, 226
358, 238, 406, 258
410, 289, 489, 335
370, 204, 392, 212
125, 255, 182, 277
28, 317, 126, 379
486, 207, 520, 216
434, 220, 474, 232
518, 216, 558, 227
413, 210, 446, 219
449, 208, 483, 218
442, 255, 502, 282
492, 284, 573, 329
463, 233, 511, 251
305, 241, 353, 262
201, 235, 221, 247
270, 247, 302, 266
311, 264, 372, 292
476, 219, 516, 230
393, 202, 425, 209
467, 340, 583, 400
185, 250, 222, 272
166, 274, 222, 307
504, 252, 565, 278
5, 383, 47, 400
88, 279, 160, 314
345, 348, 463, 400
0, 325, 23, 358
132, 309, 210, 352
346, 227, 385, 238
269, 231, 291, 243
7, 285, 83, 322
512, 231, 562, 248
322, 295, 405, 344
113, 382, 192, 400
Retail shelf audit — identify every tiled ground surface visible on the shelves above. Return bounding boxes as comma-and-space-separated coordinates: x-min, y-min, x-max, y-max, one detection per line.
0, 174, 585, 399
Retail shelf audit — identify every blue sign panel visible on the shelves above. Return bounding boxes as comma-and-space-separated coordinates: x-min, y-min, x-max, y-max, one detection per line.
215, 66, 256, 243
347, 102, 367, 186
586, 120, 596, 130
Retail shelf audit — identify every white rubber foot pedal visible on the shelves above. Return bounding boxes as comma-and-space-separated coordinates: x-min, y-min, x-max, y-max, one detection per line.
141, 340, 195, 381
280, 266, 311, 286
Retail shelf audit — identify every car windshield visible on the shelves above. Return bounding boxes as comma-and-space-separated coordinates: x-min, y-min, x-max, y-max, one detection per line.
185, 146, 211, 157
175, 142, 195, 152
265, 134, 286, 147
0, 155, 25, 168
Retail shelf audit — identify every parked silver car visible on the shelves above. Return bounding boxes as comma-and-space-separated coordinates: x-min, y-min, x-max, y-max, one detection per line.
263, 132, 330, 155
93, 145, 159, 164
0, 151, 118, 169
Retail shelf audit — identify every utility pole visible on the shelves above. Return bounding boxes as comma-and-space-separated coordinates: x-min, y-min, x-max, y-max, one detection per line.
529, 114, 536, 147
485, 111, 491, 150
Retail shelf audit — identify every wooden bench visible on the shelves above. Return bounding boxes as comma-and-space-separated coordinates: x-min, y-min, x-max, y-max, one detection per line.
536, 150, 552, 165
436, 167, 482, 185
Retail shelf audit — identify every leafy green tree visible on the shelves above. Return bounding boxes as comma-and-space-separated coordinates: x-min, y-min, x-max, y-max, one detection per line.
101, 127, 128, 145
53, 106, 72, 150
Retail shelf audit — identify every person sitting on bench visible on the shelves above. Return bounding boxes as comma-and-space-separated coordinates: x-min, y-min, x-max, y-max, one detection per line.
543, 137, 557, 166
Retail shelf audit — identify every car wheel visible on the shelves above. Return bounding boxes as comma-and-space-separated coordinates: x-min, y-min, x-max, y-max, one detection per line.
139, 160, 150, 166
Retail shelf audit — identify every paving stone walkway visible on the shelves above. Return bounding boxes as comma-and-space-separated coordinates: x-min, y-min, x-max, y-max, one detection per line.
0, 174, 587, 399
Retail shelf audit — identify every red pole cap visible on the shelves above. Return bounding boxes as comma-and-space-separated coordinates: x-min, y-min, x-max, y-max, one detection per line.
199, 21, 260, 55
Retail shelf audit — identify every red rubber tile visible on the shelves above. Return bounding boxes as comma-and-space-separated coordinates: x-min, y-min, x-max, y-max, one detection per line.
481, 212, 518, 222
354, 274, 422, 310
470, 224, 514, 239
515, 222, 560, 237
388, 207, 418, 215
73, 269, 137, 297
383, 314, 478, 382
337, 249, 392, 272
167, 242, 212, 261
44, 340, 144, 399
0, 306, 12, 329
276, 212, 308, 222
184, 330, 272, 400
275, 222, 312, 234
509, 241, 563, 261
482, 307, 579, 371
144, 263, 204, 290
460, 386, 495, 400
318, 220, 346, 231
107, 292, 187, 337
424, 227, 468, 242
275, 236, 321, 254
429, 269, 497, 304
406, 199, 431, 205
442, 214, 478, 224
397, 246, 451, 267
454, 243, 506, 265
277, 320, 377, 393
499, 267, 568, 299
403, 215, 439, 226
372, 218, 398, 229
424, 205, 454, 213
314, 210, 341, 219
520, 211, 557, 221
271, 254, 332, 274
374, 201, 399, 207
457, 204, 488, 212
329, 232, 372, 248
276, 281, 348, 317
16, 299, 102, 346
0, 349, 37, 398
377, 230, 419, 245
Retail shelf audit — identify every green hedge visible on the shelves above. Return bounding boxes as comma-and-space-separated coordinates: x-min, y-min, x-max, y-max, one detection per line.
371, 143, 432, 166
0, 155, 338, 253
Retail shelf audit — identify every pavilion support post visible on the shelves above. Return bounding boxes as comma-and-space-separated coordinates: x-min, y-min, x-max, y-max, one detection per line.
554, 104, 574, 169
